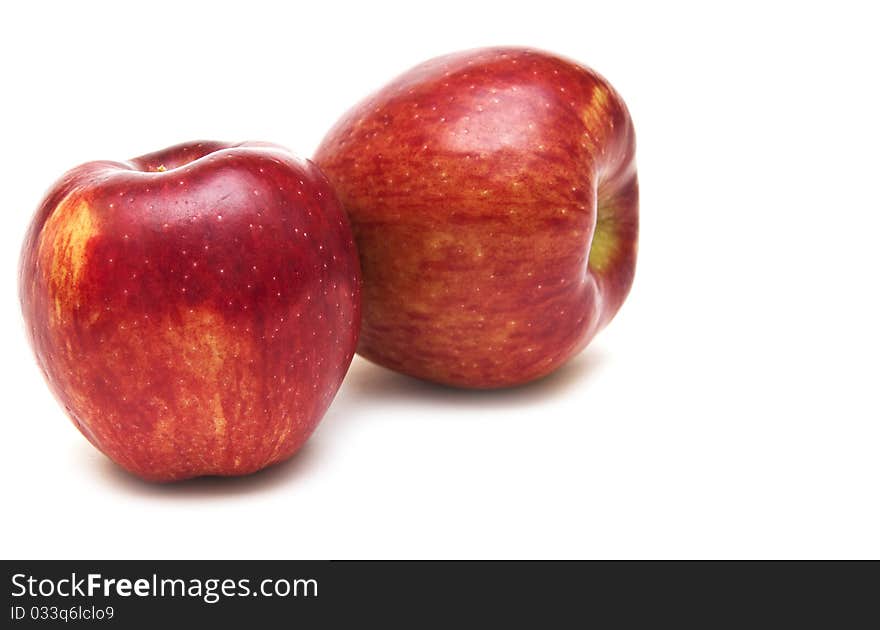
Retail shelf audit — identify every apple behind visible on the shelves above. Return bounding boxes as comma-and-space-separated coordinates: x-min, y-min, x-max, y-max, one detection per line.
315, 47, 638, 388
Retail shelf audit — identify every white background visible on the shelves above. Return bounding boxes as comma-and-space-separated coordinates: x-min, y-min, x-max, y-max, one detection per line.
1, 1, 877, 559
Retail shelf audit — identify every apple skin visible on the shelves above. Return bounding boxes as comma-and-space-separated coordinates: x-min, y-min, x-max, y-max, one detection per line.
314, 47, 638, 388
19, 141, 361, 481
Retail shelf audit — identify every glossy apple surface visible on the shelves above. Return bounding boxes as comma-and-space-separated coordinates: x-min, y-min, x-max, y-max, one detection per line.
315, 47, 638, 388
20, 141, 361, 481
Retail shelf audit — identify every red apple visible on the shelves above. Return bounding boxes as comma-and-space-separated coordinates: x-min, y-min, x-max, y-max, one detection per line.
315, 47, 638, 388
19, 141, 361, 481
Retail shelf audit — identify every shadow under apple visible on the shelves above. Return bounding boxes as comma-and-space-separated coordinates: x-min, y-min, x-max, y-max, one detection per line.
81, 348, 605, 494
336, 349, 607, 412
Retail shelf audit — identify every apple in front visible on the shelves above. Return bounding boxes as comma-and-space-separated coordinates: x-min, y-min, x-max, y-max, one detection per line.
315, 47, 638, 388
19, 141, 361, 481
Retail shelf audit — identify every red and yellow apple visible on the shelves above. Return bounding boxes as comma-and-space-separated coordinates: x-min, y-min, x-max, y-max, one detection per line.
19, 141, 361, 481
314, 47, 639, 388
